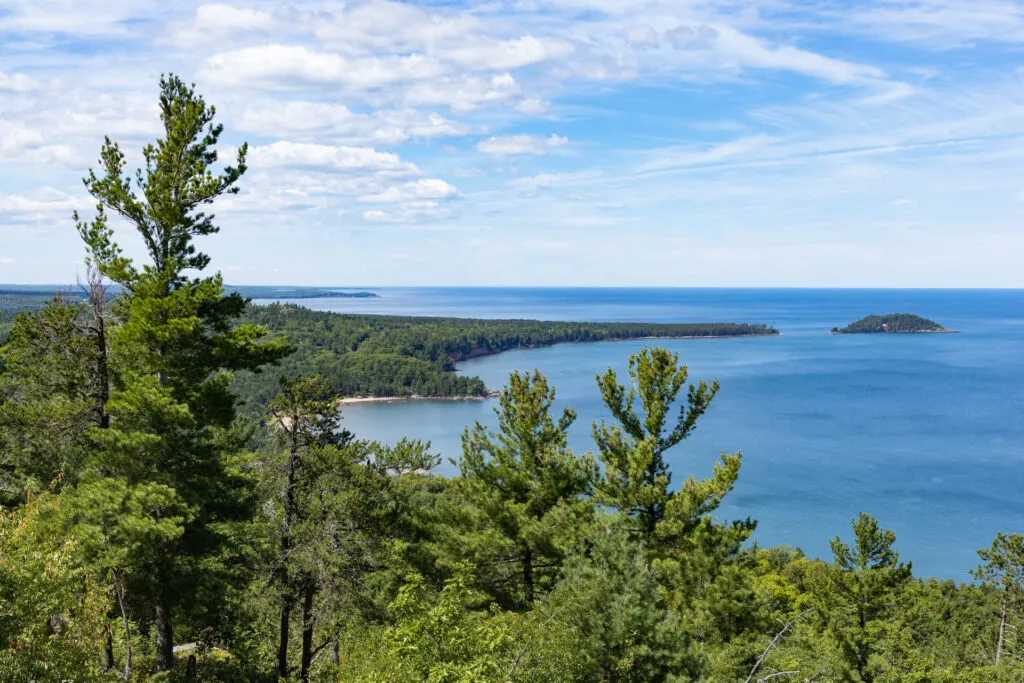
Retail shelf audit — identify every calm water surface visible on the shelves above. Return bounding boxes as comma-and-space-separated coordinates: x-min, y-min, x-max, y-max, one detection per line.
255, 288, 1024, 579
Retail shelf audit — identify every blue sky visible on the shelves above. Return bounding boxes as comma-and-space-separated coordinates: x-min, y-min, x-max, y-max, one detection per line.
2, 0, 1023, 287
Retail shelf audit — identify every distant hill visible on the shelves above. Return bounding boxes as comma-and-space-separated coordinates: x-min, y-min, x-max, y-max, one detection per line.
832, 313, 951, 334
227, 286, 378, 300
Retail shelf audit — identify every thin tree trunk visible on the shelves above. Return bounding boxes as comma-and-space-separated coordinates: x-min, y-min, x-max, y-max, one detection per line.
85, 268, 110, 429
996, 591, 1007, 666
522, 547, 535, 606
278, 418, 301, 679
300, 577, 316, 682
102, 626, 114, 670
279, 594, 292, 679
155, 600, 174, 671
113, 568, 132, 679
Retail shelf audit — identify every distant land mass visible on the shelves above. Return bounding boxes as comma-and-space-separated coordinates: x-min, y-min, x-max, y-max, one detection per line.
832, 313, 952, 334
0, 285, 377, 340
227, 285, 378, 299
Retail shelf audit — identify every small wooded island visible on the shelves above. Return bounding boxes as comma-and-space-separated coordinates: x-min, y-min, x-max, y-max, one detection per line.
832, 313, 953, 334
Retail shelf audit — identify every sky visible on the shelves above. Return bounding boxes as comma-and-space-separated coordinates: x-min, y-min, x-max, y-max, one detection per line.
2, 0, 1024, 288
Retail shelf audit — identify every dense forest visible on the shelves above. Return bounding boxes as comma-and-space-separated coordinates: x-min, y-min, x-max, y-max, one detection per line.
2, 76, 1022, 682
0, 288, 87, 339
833, 313, 949, 334
232, 305, 777, 411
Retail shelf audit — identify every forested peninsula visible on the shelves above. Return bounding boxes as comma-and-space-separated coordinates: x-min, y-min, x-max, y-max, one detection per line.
232, 303, 778, 410
833, 313, 952, 334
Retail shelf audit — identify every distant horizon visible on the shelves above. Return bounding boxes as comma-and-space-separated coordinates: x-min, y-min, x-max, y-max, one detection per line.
3, 282, 1023, 292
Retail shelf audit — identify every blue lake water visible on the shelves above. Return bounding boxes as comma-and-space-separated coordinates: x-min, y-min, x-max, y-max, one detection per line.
254, 288, 1024, 580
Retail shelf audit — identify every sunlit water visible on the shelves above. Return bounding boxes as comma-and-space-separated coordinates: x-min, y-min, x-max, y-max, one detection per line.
253, 288, 1024, 580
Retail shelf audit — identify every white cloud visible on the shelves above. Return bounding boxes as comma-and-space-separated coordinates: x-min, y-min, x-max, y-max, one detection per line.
0, 71, 38, 93
363, 199, 453, 223
0, 125, 79, 165
237, 103, 471, 145
314, 0, 479, 53
437, 36, 574, 71
639, 135, 778, 172
201, 45, 445, 90
248, 142, 420, 176
516, 98, 551, 116
477, 133, 569, 156
404, 73, 521, 112
195, 4, 272, 32
623, 24, 660, 48
359, 178, 458, 203
710, 25, 886, 84
0, 257, 14, 265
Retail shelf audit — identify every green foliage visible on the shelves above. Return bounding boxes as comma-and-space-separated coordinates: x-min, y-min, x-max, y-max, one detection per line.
455, 370, 597, 607
809, 513, 914, 682
0, 297, 100, 497
0, 494, 116, 682
837, 313, 948, 334
374, 564, 516, 682
542, 519, 693, 681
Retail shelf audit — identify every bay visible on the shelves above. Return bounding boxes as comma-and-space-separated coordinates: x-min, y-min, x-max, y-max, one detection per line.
253, 288, 1024, 580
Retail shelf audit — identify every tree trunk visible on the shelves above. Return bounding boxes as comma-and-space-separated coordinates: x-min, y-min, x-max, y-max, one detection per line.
278, 593, 292, 679
102, 626, 114, 670
857, 602, 868, 682
111, 568, 133, 679
278, 422, 301, 679
155, 600, 174, 671
300, 577, 316, 682
521, 547, 535, 606
86, 268, 110, 430
996, 591, 1007, 666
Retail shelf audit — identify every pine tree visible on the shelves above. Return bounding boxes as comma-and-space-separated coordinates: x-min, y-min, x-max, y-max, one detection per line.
593, 346, 749, 544
973, 533, 1024, 668
813, 513, 913, 682
266, 374, 350, 679
73, 74, 289, 670
458, 370, 597, 608
0, 295, 99, 495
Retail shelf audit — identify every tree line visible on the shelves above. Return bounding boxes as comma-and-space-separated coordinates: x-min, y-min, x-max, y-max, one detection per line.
1, 76, 1021, 682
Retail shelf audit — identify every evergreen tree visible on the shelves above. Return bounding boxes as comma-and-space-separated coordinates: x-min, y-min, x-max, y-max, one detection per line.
973, 533, 1024, 668
593, 346, 744, 542
267, 375, 350, 679
73, 74, 289, 670
0, 296, 98, 496
457, 370, 597, 608
813, 513, 913, 682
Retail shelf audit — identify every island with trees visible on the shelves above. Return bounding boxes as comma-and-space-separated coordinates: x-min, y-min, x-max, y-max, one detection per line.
2, 75, 1020, 682
832, 313, 953, 334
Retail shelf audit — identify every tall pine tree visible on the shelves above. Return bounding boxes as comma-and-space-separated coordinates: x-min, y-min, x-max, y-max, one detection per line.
73, 74, 289, 670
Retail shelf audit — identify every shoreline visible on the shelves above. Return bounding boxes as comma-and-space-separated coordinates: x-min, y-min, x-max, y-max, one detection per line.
339, 392, 499, 406
341, 332, 779, 405
449, 331, 780, 362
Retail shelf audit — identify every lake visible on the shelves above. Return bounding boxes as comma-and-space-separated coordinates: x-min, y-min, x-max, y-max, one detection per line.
253, 288, 1024, 580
